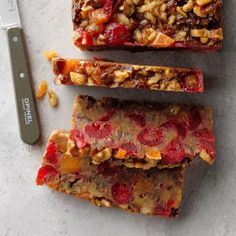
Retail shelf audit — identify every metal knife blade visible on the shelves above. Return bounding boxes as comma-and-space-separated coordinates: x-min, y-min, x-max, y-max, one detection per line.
0, 0, 21, 29
0, 0, 41, 144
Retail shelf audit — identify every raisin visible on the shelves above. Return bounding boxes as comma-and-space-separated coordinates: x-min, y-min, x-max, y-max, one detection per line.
111, 183, 133, 204
104, 23, 131, 46
128, 113, 146, 127
162, 138, 185, 164
70, 130, 87, 148
36, 165, 58, 185
137, 128, 163, 146
85, 122, 112, 139
45, 141, 58, 165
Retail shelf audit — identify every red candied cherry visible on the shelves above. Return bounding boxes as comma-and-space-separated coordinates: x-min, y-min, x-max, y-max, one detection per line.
70, 130, 87, 148
128, 113, 146, 127
161, 119, 187, 139
97, 162, 117, 176
188, 108, 202, 131
45, 141, 58, 165
120, 142, 137, 154
137, 128, 163, 147
85, 122, 112, 139
36, 165, 58, 185
74, 30, 93, 46
103, 0, 113, 21
111, 183, 133, 204
104, 23, 131, 46
162, 138, 185, 164
153, 199, 175, 217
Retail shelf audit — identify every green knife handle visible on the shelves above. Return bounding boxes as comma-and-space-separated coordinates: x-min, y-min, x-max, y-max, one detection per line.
7, 27, 40, 145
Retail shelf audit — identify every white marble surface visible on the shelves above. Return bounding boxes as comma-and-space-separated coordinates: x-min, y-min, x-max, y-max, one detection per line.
0, 1, 236, 236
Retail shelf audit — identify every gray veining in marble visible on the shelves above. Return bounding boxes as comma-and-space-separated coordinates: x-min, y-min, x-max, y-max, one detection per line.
0, 1, 235, 236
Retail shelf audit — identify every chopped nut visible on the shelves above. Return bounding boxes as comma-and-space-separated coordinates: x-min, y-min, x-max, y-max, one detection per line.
200, 37, 209, 44
48, 89, 58, 107
117, 13, 130, 25
196, 0, 212, 6
160, 3, 167, 12
144, 12, 156, 24
134, 29, 143, 42
114, 70, 130, 83
147, 31, 157, 41
87, 77, 95, 86
92, 148, 112, 164
175, 30, 187, 41
36, 80, 47, 99
191, 29, 206, 38
44, 50, 59, 61
193, 5, 207, 18
200, 149, 214, 165
70, 72, 87, 85
176, 6, 187, 17
168, 15, 176, 25
182, 0, 194, 13
147, 74, 162, 86
166, 80, 181, 91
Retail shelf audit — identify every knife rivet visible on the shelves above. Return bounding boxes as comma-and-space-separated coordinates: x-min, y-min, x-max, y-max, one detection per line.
19, 73, 25, 79
13, 36, 18, 42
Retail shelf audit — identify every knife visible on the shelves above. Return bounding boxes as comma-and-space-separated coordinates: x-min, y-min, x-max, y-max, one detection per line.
0, 0, 40, 145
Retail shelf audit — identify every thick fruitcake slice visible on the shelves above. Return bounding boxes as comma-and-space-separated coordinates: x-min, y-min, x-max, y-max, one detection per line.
70, 95, 215, 169
36, 130, 184, 217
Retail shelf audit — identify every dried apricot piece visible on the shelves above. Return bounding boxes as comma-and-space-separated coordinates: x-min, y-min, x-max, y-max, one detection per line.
36, 80, 47, 99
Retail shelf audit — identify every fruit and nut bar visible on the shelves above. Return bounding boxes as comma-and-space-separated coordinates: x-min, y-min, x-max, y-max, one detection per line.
72, 0, 223, 50
53, 58, 204, 93
36, 130, 184, 217
70, 95, 215, 169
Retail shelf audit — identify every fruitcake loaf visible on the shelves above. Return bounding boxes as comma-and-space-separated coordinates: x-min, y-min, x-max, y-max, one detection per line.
53, 58, 204, 93
70, 96, 215, 169
72, 0, 223, 50
36, 130, 184, 217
